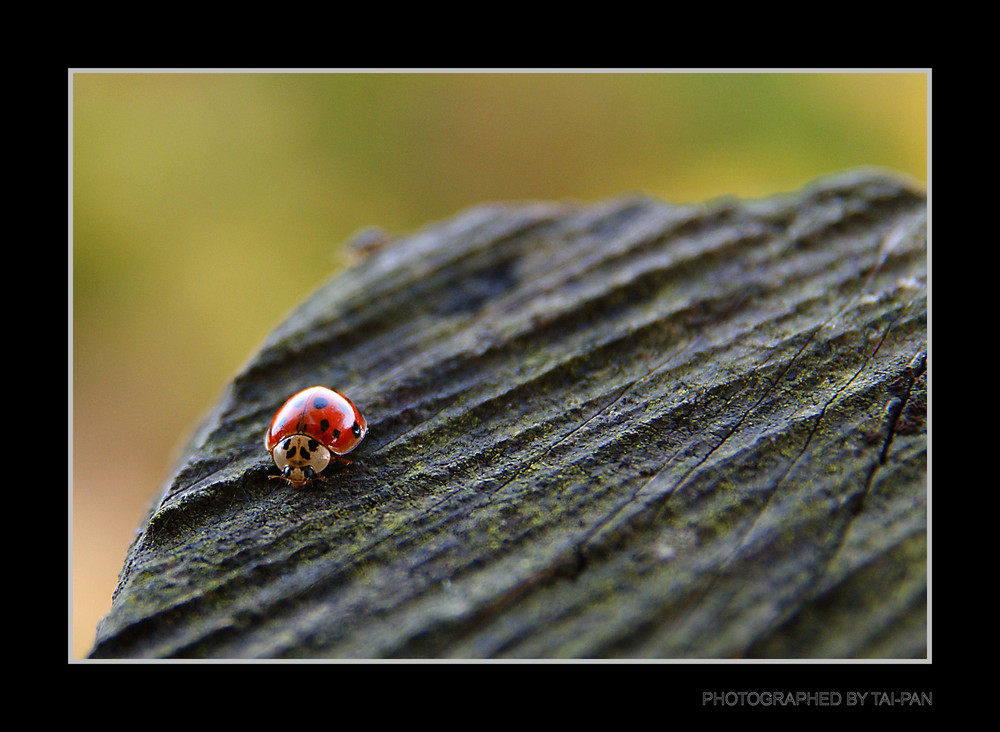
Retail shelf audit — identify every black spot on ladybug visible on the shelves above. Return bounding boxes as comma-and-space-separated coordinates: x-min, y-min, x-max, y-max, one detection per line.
308, 439, 319, 452
320, 419, 330, 434
313, 397, 329, 409
285, 445, 298, 459
352, 421, 362, 437
332, 428, 341, 440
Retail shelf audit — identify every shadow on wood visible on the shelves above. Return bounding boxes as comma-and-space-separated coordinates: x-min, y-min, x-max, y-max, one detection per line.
90, 168, 927, 659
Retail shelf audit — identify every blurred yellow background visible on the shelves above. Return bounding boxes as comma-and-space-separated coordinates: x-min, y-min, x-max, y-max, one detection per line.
71, 71, 927, 659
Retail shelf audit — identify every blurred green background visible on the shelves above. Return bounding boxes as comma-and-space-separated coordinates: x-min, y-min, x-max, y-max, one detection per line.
72, 71, 927, 659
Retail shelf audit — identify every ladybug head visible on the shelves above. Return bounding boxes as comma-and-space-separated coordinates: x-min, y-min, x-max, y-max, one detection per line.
270, 434, 332, 488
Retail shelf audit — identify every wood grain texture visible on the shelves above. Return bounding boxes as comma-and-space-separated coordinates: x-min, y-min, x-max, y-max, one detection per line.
90, 169, 927, 659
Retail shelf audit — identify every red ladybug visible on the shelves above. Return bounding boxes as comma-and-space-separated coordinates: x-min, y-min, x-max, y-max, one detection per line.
264, 386, 368, 487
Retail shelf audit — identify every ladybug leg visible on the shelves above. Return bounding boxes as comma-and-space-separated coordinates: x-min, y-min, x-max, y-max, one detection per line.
332, 455, 353, 465
269, 466, 295, 485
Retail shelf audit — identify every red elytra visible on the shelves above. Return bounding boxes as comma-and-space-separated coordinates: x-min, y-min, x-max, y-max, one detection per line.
265, 386, 367, 455
265, 386, 368, 486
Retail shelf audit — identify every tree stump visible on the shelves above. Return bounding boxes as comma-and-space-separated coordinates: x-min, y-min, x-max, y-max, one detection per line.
90, 169, 927, 659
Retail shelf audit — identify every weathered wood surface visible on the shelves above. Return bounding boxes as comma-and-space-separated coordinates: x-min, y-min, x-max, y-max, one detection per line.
90, 169, 927, 659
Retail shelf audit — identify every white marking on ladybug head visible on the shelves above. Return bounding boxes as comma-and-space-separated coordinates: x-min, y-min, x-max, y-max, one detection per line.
271, 434, 332, 487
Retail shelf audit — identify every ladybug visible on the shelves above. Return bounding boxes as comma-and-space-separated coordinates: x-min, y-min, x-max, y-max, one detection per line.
264, 386, 368, 487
